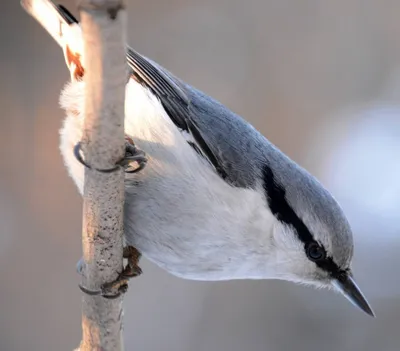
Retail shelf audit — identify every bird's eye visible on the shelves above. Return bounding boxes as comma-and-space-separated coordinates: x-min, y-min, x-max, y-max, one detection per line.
306, 242, 326, 261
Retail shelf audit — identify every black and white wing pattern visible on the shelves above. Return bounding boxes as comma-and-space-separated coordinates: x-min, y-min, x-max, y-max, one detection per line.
56, 2, 264, 188
126, 48, 230, 181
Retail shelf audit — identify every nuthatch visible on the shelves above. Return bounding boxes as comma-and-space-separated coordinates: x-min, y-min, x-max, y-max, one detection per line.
22, 0, 374, 316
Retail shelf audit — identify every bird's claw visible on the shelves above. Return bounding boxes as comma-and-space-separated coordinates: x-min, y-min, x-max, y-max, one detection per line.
120, 245, 143, 278
73, 136, 147, 174
100, 246, 142, 299
78, 278, 129, 299
120, 138, 148, 174
78, 246, 142, 299
100, 274, 130, 299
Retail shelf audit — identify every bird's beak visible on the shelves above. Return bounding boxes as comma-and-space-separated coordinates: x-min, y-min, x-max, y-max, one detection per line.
332, 272, 375, 317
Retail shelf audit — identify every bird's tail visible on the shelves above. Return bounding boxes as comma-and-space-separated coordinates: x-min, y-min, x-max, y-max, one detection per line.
21, 0, 84, 79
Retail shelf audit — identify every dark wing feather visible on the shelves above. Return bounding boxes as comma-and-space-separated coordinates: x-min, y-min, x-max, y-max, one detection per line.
54, 3, 234, 183
126, 49, 189, 131
126, 48, 229, 180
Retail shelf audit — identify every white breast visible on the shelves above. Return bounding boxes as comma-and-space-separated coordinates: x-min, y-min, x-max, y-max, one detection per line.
59, 79, 275, 281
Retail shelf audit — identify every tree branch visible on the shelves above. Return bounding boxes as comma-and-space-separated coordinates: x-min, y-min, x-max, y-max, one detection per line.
21, 1, 128, 348
77, 0, 127, 350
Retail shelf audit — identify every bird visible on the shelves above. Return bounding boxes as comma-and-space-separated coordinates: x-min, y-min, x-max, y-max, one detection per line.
22, 0, 374, 316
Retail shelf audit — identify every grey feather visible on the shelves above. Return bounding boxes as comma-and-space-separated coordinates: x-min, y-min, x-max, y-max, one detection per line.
127, 48, 270, 188
126, 48, 354, 268
27, 0, 373, 316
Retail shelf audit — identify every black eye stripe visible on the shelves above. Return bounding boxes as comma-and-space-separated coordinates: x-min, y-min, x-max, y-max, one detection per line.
262, 165, 343, 276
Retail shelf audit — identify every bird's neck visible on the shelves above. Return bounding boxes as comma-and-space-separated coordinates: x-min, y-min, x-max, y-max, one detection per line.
205, 185, 280, 281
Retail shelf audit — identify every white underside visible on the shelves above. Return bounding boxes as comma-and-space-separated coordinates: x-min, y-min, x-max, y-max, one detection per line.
59, 79, 278, 281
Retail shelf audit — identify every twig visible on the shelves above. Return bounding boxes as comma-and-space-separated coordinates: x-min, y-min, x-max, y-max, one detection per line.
77, 0, 127, 350
21, 1, 128, 348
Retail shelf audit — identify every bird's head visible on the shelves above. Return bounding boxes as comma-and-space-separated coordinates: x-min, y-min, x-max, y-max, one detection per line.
262, 163, 374, 317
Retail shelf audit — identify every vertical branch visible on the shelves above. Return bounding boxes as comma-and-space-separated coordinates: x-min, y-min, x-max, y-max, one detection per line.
20, 0, 129, 349
77, 0, 127, 350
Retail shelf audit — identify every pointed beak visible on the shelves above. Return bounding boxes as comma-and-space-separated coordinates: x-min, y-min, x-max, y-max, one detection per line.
332, 272, 375, 317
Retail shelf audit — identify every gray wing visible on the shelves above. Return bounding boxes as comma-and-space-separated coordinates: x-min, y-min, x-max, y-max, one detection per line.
127, 48, 269, 188
53, 3, 265, 188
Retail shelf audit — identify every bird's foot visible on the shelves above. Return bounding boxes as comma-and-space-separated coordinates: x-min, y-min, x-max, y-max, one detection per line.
73, 136, 147, 173
121, 136, 147, 174
78, 246, 143, 299
101, 246, 142, 299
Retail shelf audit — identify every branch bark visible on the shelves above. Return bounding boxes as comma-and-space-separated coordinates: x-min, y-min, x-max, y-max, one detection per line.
20, 0, 129, 349
77, 1, 127, 350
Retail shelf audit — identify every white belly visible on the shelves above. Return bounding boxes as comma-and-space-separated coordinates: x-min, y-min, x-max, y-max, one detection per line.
59, 79, 271, 281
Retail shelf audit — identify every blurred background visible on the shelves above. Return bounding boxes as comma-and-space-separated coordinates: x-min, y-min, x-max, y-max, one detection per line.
1, 0, 400, 350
